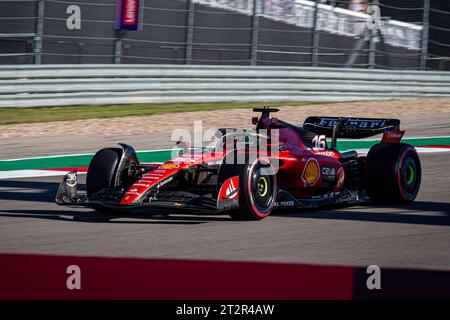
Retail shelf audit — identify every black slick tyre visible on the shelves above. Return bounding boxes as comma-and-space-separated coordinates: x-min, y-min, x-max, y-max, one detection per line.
229, 157, 277, 220
364, 143, 421, 204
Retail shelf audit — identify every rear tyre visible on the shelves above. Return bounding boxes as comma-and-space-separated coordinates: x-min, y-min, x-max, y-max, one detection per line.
229, 157, 277, 220
364, 143, 421, 204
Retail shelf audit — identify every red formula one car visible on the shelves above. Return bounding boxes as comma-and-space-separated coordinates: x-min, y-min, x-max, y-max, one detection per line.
56, 107, 421, 220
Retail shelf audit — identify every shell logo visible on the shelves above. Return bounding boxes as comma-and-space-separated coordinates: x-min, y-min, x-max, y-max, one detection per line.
302, 158, 320, 186
160, 162, 178, 170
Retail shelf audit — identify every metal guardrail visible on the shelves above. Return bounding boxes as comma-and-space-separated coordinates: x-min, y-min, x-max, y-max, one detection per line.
1, 64, 450, 107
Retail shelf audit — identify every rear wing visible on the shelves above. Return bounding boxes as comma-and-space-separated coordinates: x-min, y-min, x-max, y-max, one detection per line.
303, 117, 400, 139
303, 116, 402, 148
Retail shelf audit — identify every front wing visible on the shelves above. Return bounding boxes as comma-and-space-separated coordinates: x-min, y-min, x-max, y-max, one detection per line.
56, 170, 223, 212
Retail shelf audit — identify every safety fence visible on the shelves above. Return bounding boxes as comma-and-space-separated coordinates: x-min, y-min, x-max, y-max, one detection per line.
0, 0, 448, 70
1, 64, 450, 107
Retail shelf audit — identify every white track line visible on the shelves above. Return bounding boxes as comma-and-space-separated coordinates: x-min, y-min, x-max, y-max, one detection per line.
0, 170, 86, 180
415, 147, 450, 153
0, 148, 175, 162
353, 147, 450, 157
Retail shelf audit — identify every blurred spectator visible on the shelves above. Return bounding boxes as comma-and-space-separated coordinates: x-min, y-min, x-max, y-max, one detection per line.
227, 0, 237, 8
321, 0, 336, 6
272, 0, 282, 16
319, 1, 346, 9
349, 0, 368, 12
284, 0, 294, 15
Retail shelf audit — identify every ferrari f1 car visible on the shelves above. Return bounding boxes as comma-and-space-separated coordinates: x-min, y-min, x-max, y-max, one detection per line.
56, 107, 421, 220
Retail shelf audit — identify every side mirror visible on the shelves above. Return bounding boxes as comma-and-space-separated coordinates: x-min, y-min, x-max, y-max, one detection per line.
175, 140, 190, 154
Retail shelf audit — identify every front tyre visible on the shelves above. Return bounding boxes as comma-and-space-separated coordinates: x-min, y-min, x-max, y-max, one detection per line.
86, 145, 139, 214
229, 157, 277, 220
364, 143, 421, 204
86, 148, 122, 197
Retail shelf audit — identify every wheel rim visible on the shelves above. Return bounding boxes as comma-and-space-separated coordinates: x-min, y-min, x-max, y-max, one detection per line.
405, 164, 415, 186
401, 156, 419, 196
258, 176, 268, 197
251, 164, 274, 212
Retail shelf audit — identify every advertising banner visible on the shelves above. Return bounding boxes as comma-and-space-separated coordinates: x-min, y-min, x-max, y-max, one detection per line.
116, 0, 141, 30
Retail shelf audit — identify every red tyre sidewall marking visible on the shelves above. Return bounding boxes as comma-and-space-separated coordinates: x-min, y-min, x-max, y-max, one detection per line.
247, 157, 274, 218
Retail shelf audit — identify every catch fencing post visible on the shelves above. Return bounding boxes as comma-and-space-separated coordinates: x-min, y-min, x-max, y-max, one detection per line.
311, 0, 320, 67
250, 0, 259, 65
420, 0, 430, 70
34, 0, 45, 64
114, 32, 122, 64
185, 0, 195, 64
368, 0, 380, 69
368, 29, 376, 69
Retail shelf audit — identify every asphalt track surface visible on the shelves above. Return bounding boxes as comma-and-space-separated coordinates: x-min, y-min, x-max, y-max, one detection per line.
0, 151, 449, 270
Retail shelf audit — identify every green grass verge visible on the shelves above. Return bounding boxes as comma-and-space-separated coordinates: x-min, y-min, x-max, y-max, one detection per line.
0, 101, 323, 126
